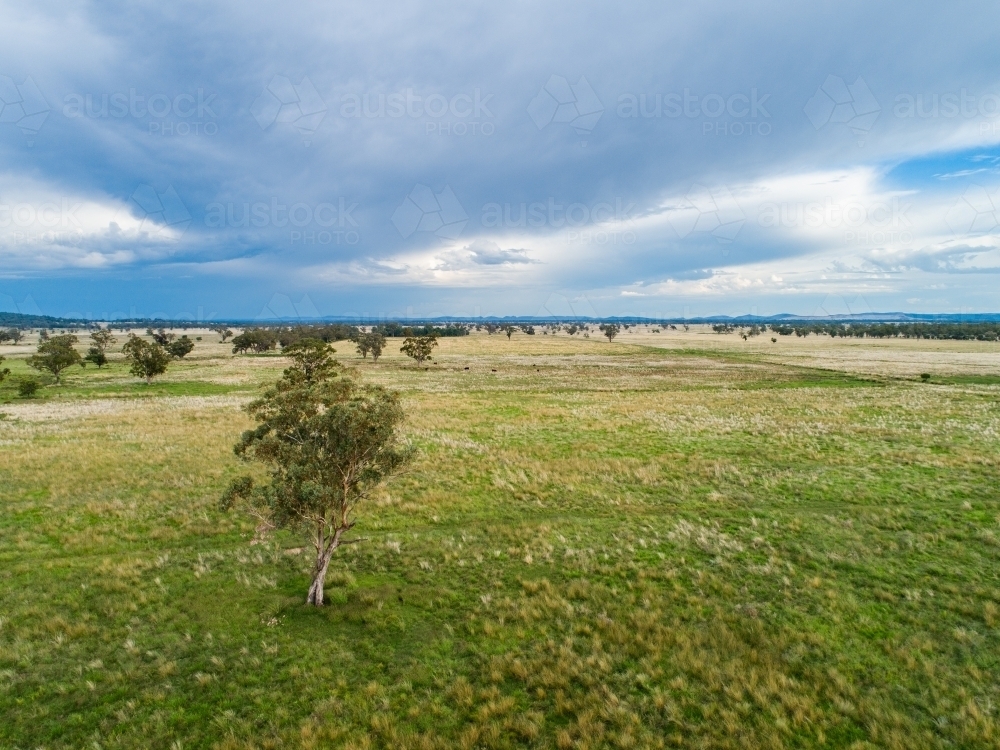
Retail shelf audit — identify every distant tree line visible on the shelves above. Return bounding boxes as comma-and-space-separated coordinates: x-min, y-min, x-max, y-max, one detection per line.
376, 322, 469, 338
711, 321, 1000, 341
276, 324, 360, 347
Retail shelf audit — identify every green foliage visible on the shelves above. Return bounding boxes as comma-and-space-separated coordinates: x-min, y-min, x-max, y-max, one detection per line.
770, 321, 1000, 340
275, 324, 359, 348
399, 335, 438, 364
279, 338, 340, 383
82, 328, 116, 370
122, 334, 171, 384
84, 347, 108, 368
599, 322, 620, 341
213, 326, 234, 342
0, 327, 22, 344
89, 328, 117, 353
231, 328, 279, 354
0, 354, 9, 383
367, 331, 386, 361
166, 336, 195, 358
16, 377, 38, 397
27, 334, 84, 383
377, 322, 468, 338
222, 340, 411, 604
147, 327, 175, 346
355, 331, 387, 361
0, 311, 83, 328
355, 333, 371, 358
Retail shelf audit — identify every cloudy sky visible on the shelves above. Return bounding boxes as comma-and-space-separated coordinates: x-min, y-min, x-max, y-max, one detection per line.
1, 0, 1000, 320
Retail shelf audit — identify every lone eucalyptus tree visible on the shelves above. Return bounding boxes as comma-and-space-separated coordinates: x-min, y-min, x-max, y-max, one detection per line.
221, 339, 412, 606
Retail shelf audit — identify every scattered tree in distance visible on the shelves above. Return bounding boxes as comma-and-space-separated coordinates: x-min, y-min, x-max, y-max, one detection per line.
17, 378, 38, 398
167, 336, 195, 358
400, 335, 438, 365
355, 332, 371, 359
214, 326, 234, 342
147, 327, 176, 347
355, 331, 387, 361
85, 328, 117, 368
0, 328, 22, 344
368, 331, 386, 361
28, 335, 84, 384
122, 334, 171, 384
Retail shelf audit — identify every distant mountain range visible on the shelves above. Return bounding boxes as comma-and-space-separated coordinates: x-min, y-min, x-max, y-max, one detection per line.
4, 311, 1000, 327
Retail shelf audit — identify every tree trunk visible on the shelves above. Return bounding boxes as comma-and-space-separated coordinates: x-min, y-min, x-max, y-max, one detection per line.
306, 528, 344, 606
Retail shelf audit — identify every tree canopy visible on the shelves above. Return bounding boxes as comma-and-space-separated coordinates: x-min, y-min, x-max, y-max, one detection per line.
400, 335, 438, 364
28, 335, 84, 383
213, 326, 234, 342
167, 336, 195, 358
355, 331, 387, 361
122, 334, 171, 384
85, 329, 117, 368
0, 328, 22, 344
232, 328, 279, 354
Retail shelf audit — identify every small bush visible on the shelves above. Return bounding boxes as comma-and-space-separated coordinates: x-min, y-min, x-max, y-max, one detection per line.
17, 378, 39, 398
920, 373, 931, 381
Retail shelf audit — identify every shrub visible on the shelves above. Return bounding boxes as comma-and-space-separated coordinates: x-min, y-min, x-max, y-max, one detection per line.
17, 378, 39, 398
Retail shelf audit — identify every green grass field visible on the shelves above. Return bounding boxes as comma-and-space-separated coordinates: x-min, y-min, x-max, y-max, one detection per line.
2, 329, 1000, 749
